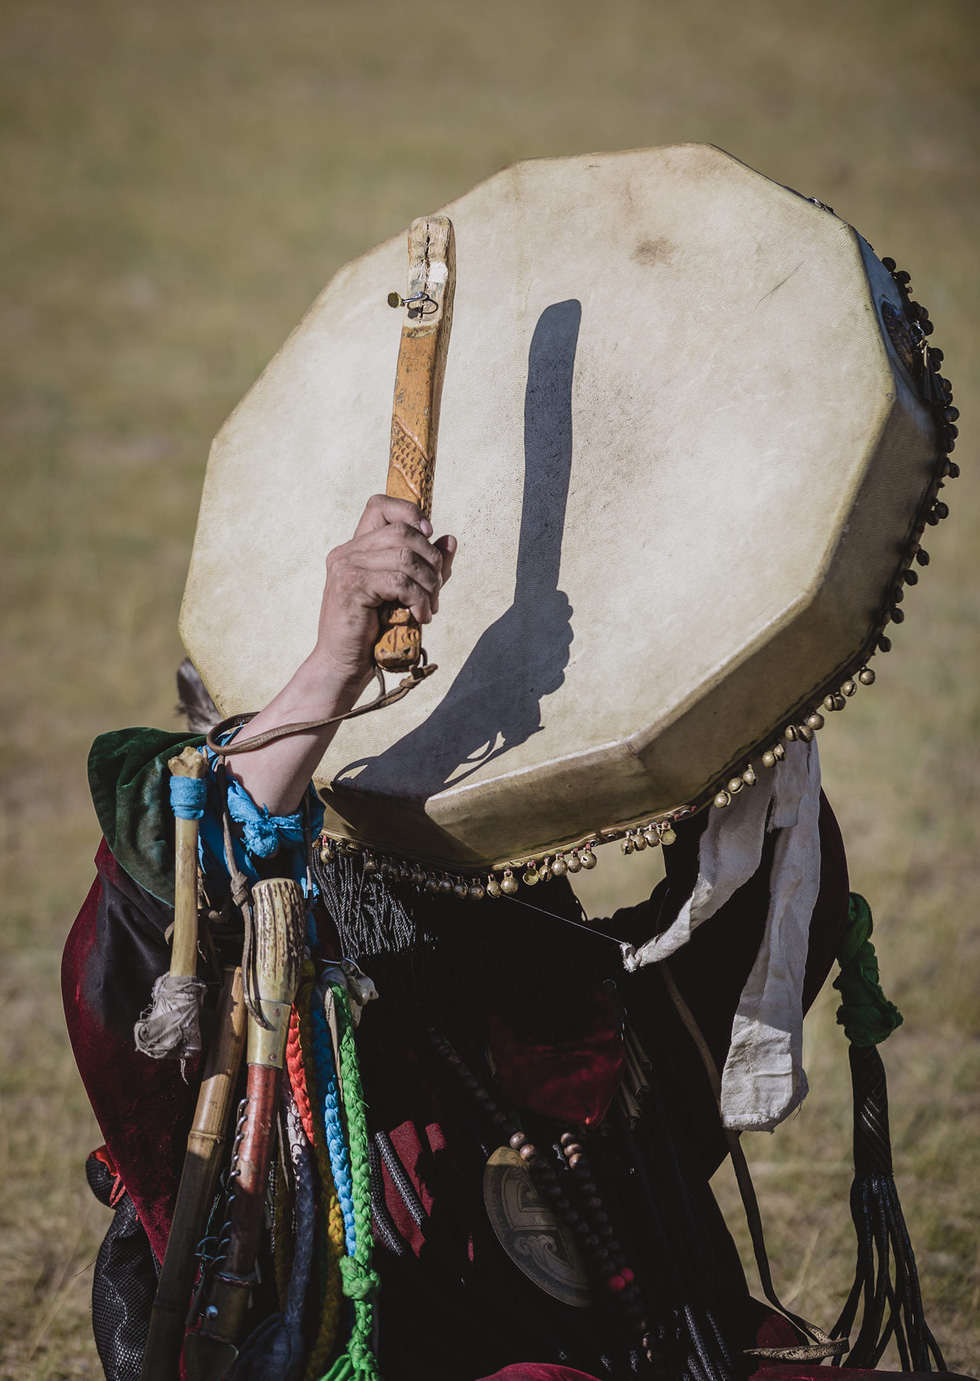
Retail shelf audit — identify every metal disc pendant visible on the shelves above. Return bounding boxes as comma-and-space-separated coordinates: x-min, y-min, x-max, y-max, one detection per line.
482, 1146, 593, 1308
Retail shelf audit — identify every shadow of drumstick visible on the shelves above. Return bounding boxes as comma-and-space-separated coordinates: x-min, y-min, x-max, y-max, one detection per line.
338, 297, 582, 801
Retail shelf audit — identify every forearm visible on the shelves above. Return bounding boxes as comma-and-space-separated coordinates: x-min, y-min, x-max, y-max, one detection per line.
222, 495, 454, 817
224, 650, 371, 816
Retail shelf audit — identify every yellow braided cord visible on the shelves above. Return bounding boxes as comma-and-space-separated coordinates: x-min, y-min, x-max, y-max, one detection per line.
299, 987, 346, 1381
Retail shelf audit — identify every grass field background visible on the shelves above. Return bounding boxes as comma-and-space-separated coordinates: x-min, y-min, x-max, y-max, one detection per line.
0, 1, 977, 1375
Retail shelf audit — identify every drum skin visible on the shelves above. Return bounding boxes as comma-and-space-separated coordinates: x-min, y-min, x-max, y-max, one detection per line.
180, 144, 938, 871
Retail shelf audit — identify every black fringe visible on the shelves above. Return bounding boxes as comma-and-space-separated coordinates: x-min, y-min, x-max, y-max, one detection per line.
832, 1043, 946, 1371
311, 848, 614, 1043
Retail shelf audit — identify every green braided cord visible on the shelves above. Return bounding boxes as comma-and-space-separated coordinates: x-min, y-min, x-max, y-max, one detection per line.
833, 893, 904, 1047
320, 982, 381, 1381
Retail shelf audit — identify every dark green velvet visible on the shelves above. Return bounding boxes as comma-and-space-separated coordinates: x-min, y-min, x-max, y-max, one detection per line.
87, 728, 205, 906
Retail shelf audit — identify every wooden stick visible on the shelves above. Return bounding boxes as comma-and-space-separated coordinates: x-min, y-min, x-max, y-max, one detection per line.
139, 966, 247, 1381
168, 746, 209, 977
375, 214, 456, 672
186, 880, 305, 1372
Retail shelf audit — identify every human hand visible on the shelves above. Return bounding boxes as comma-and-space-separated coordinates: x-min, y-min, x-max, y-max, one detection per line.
311, 494, 457, 693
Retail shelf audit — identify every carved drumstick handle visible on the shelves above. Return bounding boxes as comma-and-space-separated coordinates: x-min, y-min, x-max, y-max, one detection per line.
168, 746, 209, 977
374, 214, 456, 672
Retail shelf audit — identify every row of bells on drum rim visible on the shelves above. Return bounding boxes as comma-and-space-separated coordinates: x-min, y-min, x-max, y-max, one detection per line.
711, 665, 878, 811
317, 819, 682, 902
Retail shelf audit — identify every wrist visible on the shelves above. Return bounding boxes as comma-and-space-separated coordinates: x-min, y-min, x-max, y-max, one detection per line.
301, 647, 374, 708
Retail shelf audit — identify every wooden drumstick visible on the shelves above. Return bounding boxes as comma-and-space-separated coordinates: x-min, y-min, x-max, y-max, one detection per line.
375, 213, 456, 672
185, 879, 305, 1373
134, 747, 210, 1064
169, 745, 209, 977
139, 966, 246, 1381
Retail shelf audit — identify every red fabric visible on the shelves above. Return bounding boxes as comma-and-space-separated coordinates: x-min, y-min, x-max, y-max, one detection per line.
487, 980, 624, 1127
477, 1369, 603, 1381
62, 840, 198, 1264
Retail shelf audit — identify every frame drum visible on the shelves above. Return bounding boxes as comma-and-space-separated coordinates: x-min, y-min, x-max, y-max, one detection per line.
181, 145, 946, 875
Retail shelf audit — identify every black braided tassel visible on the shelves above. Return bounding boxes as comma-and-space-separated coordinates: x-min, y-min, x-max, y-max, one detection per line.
832, 1043, 946, 1371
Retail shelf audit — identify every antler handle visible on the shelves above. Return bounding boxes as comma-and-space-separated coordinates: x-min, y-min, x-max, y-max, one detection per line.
374, 214, 456, 671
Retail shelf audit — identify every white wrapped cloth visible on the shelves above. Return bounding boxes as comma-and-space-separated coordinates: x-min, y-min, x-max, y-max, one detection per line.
621, 740, 822, 1131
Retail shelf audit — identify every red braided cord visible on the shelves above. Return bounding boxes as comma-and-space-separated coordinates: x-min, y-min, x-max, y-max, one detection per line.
287, 1000, 317, 1146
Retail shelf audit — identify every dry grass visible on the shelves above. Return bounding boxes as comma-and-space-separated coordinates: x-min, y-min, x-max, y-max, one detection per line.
0, 0, 977, 1375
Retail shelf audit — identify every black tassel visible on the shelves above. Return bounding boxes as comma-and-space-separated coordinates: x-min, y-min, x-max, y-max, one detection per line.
832, 1042, 946, 1371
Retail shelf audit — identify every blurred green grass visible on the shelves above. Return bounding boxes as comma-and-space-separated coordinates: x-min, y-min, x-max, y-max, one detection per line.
0, 0, 977, 1375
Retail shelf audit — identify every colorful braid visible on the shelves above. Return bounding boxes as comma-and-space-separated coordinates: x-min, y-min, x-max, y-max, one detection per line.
295, 980, 346, 1377
329, 980, 381, 1381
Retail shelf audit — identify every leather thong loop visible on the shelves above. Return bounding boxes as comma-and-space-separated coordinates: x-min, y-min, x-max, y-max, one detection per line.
205, 658, 437, 758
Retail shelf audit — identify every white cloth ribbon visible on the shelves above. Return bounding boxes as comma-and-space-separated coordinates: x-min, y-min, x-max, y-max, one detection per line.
620, 739, 822, 1131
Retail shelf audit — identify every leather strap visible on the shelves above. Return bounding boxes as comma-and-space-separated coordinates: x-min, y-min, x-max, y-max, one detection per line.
205, 661, 437, 758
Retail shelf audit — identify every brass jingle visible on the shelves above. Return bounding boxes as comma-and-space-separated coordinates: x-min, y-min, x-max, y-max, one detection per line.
714, 790, 732, 809
319, 842, 337, 865
412, 867, 426, 886
425, 876, 441, 894
858, 667, 876, 686
833, 693, 846, 711
878, 634, 892, 653
581, 849, 598, 871
727, 777, 744, 794
660, 825, 677, 846
762, 750, 777, 769
773, 742, 786, 760
523, 867, 541, 886
440, 877, 454, 895
565, 851, 583, 873
633, 831, 648, 850
643, 827, 660, 847
805, 712, 825, 731
784, 725, 798, 742
363, 853, 378, 875
399, 863, 413, 881
453, 880, 469, 899
539, 863, 553, 882
469, 883, 486, 902
742, 766, 756, 786
551, 855, 568, 877
797, 725, 814, 743
841, 680, 857, 697
487, 878, 502, 898
500, 871, 519, 896
823, 694, 836, 711
621, 837, 635, 855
